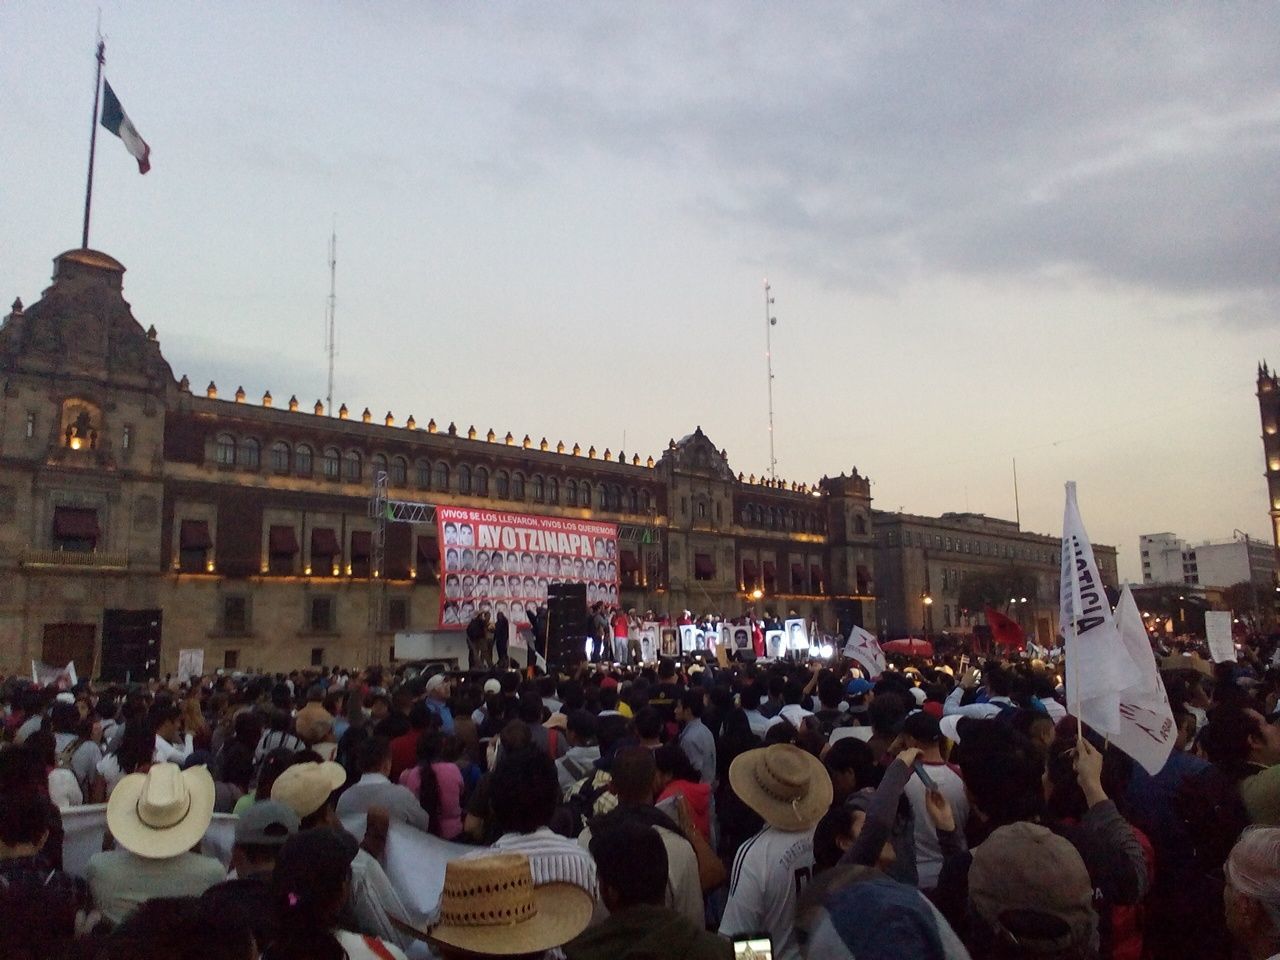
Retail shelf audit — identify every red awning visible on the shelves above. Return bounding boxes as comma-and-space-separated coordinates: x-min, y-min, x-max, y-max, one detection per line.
350, 530, 372, 559
416, 536, 437, 563
741, 557, 758, 579
269, 525, 299, 555
311, 528, 339, 556
620, 549, 640, 573
694, 552, 715, 578
53, 507, 100, 539
179, 519, 212, 550
810, 563, 824, 585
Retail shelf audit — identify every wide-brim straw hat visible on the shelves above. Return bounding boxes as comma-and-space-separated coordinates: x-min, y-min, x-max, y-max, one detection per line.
295, 703, 335, 744
729, 743, 832, 831
270, 760, 348, 818
107, 762, 215, 859
427, 854, 593, 955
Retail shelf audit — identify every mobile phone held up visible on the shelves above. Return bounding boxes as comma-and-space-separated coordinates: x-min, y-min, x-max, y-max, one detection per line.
733, 934, 772, 960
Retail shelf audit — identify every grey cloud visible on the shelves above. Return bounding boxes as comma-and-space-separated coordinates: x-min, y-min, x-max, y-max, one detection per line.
487, 4, 1280, 305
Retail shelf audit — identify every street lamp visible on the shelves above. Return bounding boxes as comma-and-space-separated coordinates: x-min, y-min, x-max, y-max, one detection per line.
750, 589, 763, 601
922, 593, 933, 640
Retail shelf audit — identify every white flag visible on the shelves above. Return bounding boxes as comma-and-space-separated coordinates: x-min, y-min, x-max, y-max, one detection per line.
1109, 586, 1176, 775
844, 626, 886, 679
1060, 482, 1141, 736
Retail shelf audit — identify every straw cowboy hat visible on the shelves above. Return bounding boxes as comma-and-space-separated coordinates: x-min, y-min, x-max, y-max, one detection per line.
270, 760, 348, 818
729, 743, 833, 831
428, 854, 593, 955
107, 762, 215, 859
294, 703, 335, 745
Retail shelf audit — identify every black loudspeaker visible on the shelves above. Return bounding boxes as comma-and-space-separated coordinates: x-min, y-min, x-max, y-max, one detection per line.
546, 582, 588, 666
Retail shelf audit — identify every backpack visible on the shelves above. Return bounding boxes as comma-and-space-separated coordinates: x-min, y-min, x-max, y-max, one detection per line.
1175, 764, 1248, 874
55, 738, 85, 785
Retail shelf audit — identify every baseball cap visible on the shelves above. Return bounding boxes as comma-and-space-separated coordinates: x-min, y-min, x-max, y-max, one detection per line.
270, 761, 347, 818
483, 678, 502, 695
969, 822, 1096, 953
426, 674, 449, 694
846, 678, 873, 697
235, 800, 301, 846
908, 687, 927, 706
901, 710, 941, 743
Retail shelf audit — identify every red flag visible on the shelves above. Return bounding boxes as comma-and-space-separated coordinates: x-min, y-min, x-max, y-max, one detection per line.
985, 605, 1026, 649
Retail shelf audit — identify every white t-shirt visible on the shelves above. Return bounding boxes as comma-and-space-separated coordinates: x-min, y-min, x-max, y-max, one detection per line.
901, 759, 969, 890
96, 753, 128, 796
719, 826, 815, 960
48, 768, 83, 809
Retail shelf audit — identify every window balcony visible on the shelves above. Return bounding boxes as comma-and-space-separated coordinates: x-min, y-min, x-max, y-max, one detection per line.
20, 548, 129, 570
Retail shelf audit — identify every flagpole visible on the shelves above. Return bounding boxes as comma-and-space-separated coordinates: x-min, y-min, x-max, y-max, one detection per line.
81, 39, 105, 249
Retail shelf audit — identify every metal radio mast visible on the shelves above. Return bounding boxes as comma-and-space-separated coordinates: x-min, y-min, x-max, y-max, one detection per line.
764, 279, 778, 480
324, 223, 337, 415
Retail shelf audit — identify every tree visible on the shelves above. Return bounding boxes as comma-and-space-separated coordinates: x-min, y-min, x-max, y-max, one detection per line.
956, 566, 1040, 619
1221, 581, 1262, 632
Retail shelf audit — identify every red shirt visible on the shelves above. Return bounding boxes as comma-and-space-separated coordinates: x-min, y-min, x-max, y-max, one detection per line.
611, 614, 630, 639
389, 728, 421, 782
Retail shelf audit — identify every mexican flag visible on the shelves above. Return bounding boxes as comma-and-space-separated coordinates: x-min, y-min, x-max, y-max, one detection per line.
101, 80, 151, 174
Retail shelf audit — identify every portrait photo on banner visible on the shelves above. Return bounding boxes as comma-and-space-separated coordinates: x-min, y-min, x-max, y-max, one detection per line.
784, 618, 810, 652
660, 626, 679, 657
436, 507, 618, 629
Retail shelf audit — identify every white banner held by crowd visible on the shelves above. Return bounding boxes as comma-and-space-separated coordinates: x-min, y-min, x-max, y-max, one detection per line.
844, 625, 886, 679
1204, 611, 1236, 663
1111, 586, 1176, 775
32, 660, 78, 689
1060, 482, 1141, 736
177, 648, 205, 683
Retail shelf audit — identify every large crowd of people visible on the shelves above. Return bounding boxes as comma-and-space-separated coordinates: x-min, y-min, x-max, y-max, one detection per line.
2, 626, 1280, 959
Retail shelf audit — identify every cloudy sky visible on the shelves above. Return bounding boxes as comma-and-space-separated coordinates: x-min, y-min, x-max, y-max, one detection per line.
4, 3, 1278, 580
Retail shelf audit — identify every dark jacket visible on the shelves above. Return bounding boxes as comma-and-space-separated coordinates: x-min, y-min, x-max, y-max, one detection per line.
564, 903, 731, 960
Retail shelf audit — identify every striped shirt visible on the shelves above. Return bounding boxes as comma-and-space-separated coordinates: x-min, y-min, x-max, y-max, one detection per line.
464, 826, 598, 897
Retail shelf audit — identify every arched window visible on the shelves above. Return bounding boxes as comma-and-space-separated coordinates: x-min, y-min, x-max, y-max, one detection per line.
547, 477, 559, 504
611, 485, 623, 511
696, 500, 707, 520
390, 456, 407, 486
580, 481, 591, 509
641, 490, 652, 512
629, 488, 639, 513
532, 475, 545, 503
458, 465, 472, 495
474, 466, 489, 496
238, 437, 260, 469
494, 470, 510, 499
344, 451, 362, 483
741, 504, 752, 524
511, 472, 525, 500
322, 447, 341, 479
566, 479, 578, 506
270, 441, 290, 474
215, 434, 236, 465
295, 444, 313, 476
852, 514, 867, 536
416, 459, 431, 489
371, 454, 388, 479
434, 462, 450, 490
597, 484, 608, 511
